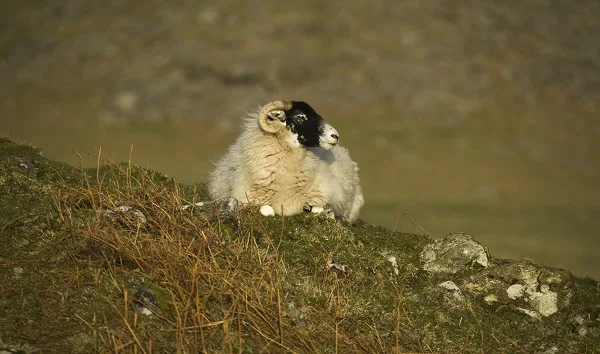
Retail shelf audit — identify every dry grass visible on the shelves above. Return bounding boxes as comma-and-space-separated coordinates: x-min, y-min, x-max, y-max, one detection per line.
51, 154, 424, 353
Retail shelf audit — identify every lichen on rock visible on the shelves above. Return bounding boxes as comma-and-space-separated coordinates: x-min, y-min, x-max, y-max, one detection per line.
420, 232, 489, 274
464, 260, 571, 319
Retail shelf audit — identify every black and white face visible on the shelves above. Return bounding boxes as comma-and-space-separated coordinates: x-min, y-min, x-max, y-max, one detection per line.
282, 101, 339, 150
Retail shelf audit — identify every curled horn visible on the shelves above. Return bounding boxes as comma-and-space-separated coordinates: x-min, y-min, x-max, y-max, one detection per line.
258, 100, 293, 133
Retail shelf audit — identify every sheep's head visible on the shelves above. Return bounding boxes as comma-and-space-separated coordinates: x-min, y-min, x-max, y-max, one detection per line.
258, 100, 340, 150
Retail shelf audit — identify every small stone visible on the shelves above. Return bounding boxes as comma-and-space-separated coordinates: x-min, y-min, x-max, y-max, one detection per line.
438, 281, 465, 302
139, 307, 153, 316
181, 201, 205, 211
484, 294, 498, 304
516, 307, 542, 320
116, 206, 147, 225
227, 198, 238, 212
328, 260, 348, 278
439, 281, 461, 292
572, 314, 585, 325
12, 267, 23, 277
386, 255, 399, 275
286, 302, 308, 326
507, 284, 525, 300
133, 285, 158, 317
529, 289, 558, 317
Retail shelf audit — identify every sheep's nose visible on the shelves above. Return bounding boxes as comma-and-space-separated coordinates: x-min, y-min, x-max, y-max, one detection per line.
331, 133, 339, 141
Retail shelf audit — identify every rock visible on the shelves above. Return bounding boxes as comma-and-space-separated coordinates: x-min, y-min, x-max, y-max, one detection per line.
438, 280, 465, 303
463, 260, 572, 320
17, 158, 38, 179
420, 233, 489, 274
285, 302, 308, 326
384, 253, 399, 275
12, 267, 23, 278
0, 347, 27, 354
328, 260, 348, 279
535, 346, 559, 354
570, 314, 590, 337
181, 201, 205, 211
483, 293, 498, 304
103, 205, 147, 226
133, 285, 158, 317
182, 197, 242, 227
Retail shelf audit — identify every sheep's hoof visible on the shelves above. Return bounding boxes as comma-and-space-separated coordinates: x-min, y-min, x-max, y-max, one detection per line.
303, 205, 323, 213
310, 206, 325, 214
259, 205, 276, 216
304, 205, 335, 219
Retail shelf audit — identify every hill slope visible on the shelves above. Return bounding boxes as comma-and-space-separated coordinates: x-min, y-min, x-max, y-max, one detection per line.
0, 138, 598, 353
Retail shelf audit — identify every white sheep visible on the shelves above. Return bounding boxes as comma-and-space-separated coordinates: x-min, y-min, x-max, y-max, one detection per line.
208, 100, 364, 222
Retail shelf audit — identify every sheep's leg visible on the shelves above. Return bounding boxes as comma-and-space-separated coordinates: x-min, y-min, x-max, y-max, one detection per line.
303, 204, 335, 219
302, 192, 327, 213
243, 189, 277, 217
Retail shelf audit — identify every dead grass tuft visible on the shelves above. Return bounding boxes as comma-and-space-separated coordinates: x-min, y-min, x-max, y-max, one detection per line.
52, 155, 423, 353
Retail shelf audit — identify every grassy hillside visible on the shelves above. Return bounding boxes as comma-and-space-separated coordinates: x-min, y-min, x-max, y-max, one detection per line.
1, 138, 599, 353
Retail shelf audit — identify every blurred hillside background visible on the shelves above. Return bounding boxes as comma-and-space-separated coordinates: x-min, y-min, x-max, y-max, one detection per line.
1, 1, 599, 278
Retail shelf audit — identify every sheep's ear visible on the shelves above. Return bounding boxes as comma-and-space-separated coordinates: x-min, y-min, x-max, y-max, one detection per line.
259, 110, 286, 133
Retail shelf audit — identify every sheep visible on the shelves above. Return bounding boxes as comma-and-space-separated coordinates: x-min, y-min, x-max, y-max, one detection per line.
208, 100, 364, 222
